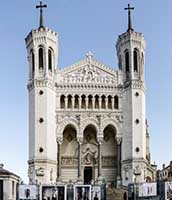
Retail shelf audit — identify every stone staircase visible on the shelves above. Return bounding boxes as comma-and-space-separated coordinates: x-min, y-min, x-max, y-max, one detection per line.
106, 185, 128, 200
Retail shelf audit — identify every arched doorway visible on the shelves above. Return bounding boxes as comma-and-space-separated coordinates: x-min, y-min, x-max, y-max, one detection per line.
102, 125, 117, 184
82, 125, 98, 184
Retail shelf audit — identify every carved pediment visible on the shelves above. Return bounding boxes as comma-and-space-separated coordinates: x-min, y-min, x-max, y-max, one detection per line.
58, 57, 118, 85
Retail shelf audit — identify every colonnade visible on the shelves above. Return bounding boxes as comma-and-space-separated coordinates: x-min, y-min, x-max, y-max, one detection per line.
60, 95, 119, 110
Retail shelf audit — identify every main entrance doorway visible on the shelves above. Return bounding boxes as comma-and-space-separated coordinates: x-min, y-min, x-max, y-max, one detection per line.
84, 167, 93, 184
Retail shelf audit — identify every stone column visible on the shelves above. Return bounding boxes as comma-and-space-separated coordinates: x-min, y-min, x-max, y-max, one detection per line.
105, 97, 108, 109
97, 138, 103, 180
116, 137, 122, 187
92, 96, 95, 109
77, 138, 83, 180
56, 139, 62, 182
65, 96, 68, 109
86, 96, 88, 109
72, 96, 75, 109
112, 97, 114, 110
99, 97, 102, 110
79, 96, 82, 109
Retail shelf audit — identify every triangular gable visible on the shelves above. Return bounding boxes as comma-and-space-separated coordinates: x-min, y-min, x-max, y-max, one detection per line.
57, 58, 118, 85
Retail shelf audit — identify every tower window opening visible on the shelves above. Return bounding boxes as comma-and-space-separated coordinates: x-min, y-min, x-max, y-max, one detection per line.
114, 95, 119, 109
125, 51, 130, 73
38, 47, 44, 70
48, 48, 53, 72
134, 49, 138, 72
119, 55, 122, 70
31, 50, 35, 75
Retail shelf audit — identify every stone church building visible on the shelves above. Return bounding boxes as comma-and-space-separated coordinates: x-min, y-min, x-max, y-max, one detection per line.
25, 3, 155, 187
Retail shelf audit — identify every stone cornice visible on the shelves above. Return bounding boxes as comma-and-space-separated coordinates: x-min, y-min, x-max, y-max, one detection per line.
55, 83, 124, 92
28, 159, 56, 165
27, 79, 55, 91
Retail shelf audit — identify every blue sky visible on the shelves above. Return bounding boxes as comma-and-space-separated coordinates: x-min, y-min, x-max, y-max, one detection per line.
0, 0, 172, 182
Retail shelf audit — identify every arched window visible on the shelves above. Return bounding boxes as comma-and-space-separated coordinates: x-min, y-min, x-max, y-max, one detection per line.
88, 95, 93, 109
108, 96, 112, 109
114, 96, 119, 109
134, 49, 139, 72
74, 95, 79, 109
119, 55, 122, 70
31, 50, 35, 75
48, 48, 53, 72
95, 95, 99, 109
38, 47, 44, 70
67, 95, 72, 109
60, 95, 65, 109
101, 95, 106, 109
81, 95, 86, 109
125, 50, 130, 73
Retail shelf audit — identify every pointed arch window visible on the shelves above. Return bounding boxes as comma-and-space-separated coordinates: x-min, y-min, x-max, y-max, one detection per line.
134, 48, 139, 72
48, 48, 53, 72
125, 50, 130, 73
38, 47, 44, 70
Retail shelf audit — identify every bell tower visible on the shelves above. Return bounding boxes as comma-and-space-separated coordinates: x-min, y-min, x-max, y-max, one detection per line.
116, 4, 147, 186
25, 2, 58, 184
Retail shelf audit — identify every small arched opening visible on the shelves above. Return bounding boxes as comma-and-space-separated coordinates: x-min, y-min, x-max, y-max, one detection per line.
38, 47, 44, 70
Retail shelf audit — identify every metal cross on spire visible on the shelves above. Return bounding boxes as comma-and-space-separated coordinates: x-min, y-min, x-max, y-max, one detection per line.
36, 1, 47, 28
124, 4, 134, 32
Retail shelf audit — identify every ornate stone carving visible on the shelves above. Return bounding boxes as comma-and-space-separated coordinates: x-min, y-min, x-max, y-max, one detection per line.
61, 157, 78, 166
134, 165, 142, 175
36, 167, 44, 176
102, 156, 116, 167
59, 59, 118, 85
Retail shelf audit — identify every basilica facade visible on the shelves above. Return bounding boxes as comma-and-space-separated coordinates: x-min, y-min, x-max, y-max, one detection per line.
25, 4, 156, 187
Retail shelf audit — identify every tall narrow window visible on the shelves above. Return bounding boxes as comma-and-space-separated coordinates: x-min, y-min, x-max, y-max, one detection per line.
31, 50, 35, 74
81, 95, 86, 109
68, 95, 72, 109
108, 96, 112, 109
74, 95, 79, 109
88, 95, 93, 109
119, 55, 122, 70
39, 47, 44, 70
60, 95, 65, 109
48, 49, 52, 72
134, 49, 138, 72
125, 51, 130, 73
95, 95, 99, 109
114, 95, 119, 109
101, 96, 106, 109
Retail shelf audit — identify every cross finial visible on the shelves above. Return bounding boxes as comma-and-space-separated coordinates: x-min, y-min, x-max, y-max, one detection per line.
124, 4, 134, 32
36, 1, 47, 28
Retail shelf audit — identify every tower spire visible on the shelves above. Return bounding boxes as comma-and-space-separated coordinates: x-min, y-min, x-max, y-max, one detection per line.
124, 4, 134, 32
36, 1, 47, 28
